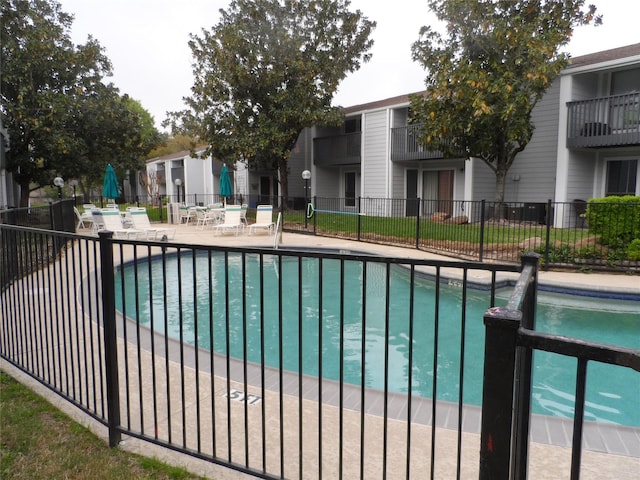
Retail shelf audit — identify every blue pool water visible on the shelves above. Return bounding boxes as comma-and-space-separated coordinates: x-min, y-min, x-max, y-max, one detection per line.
115, 252, 640, 426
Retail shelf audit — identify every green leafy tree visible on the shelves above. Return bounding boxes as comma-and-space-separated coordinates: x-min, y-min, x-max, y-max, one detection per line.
410, 0, 601, 206
167, 0, 375, 199
1, 0, 160, 205
147, 134, 202, 159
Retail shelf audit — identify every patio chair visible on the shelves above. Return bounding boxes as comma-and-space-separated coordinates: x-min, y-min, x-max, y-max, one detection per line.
248, 205, 275, 235
99, 209, 143, 239
179, 205, 197, 225
212, 205, 242, 235
74, 207, 94, 230
195, 207, 224, 230
128, 207, 176, 240
240, 204, 248, 226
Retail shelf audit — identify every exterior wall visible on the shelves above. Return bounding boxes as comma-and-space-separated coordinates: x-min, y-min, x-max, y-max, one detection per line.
391, 162, 405, 198
391, 107, 409, 127
502, 81, 561, 203
566, 150, 597, 201
471, 158, 496, 201
314, 166, 340, 197
361, 109, 389, 198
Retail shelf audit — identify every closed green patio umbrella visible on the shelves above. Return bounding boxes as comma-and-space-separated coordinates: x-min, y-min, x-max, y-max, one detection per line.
219, 164, 232, 205
102, 164, 119, 201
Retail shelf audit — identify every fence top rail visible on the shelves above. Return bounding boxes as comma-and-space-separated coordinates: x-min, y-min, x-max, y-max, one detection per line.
506, 255, 539, 312
518, 328, 640, 372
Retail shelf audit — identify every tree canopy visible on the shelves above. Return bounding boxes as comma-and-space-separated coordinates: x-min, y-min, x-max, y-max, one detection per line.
410, 0, 601, 204
166, 0, 375, 198
1, 0, 161, 206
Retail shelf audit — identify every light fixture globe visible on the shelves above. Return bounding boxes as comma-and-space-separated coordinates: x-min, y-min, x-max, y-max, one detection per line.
174, 178, 182, 186
301, 170, 311, 180
53, 176, 64, 187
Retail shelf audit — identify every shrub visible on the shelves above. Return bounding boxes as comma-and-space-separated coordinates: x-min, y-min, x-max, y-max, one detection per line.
585, 196, 640, 249
627, 239, 640, 261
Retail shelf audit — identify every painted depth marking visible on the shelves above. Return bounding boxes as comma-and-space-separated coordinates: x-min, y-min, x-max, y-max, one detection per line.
224, 389, 262, 405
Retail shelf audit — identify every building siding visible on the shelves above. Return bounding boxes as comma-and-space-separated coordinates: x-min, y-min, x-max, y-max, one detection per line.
361, 110, 389, 198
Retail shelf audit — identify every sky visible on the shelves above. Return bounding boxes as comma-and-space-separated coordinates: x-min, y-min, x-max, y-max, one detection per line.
58, 0, 640, 130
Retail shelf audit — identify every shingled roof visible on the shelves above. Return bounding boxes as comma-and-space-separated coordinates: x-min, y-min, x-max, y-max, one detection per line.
566, 43, 640, 69
340, 44, 640, 113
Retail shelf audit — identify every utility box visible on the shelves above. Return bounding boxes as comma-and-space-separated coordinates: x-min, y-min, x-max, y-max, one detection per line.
524, 203, 546, 224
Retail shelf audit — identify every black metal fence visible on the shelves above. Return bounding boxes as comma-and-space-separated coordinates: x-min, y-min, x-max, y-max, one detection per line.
1, 225, 638, 479
284, 196, 640, 272
479, 255, 640, 479
4, 196, 639, 272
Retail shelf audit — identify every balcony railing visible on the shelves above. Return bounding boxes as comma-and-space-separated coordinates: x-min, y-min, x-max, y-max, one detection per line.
313, 132, 361, 166
390, 124, 459, 161
567, 92, 640, 148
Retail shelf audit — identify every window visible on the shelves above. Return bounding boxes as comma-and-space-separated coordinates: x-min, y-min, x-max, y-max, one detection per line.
606, 159, 638, 196
345, 171, 356, 207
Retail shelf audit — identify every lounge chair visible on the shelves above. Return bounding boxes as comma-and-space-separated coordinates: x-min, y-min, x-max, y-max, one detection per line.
74, 207, 94, 230
91, 209, 106, 233
128, 207, 176, 240
98, 209, 143, 239
248, 205, 275, 235
212, 205, 242, 235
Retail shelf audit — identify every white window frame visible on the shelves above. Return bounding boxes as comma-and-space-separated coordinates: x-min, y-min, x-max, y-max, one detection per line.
600, 155, 639, 197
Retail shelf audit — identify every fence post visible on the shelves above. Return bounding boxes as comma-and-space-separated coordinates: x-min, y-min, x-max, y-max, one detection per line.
479, 306, 521, 480
357, 196, 362, 241
479, 199, 486, 262
99, 230, 122, 447
415, 197, 421, 249
543, 199, 552, 270
313, 195, 317, 234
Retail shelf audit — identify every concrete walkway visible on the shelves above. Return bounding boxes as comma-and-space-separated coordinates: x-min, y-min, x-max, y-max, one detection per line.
2, 222, 638, 479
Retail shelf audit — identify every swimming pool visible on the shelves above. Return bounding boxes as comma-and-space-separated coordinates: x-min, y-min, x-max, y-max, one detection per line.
115, 251, 640, 426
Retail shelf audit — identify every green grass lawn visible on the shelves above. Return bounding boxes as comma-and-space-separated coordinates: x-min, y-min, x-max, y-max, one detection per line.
285, 210, 593, 245
0, 371, 210, 480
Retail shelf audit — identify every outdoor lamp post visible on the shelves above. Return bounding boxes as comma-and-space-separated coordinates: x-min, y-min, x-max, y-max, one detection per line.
174, 178, 182, 204
302, 169, 311, 228
53, 176, 64, 199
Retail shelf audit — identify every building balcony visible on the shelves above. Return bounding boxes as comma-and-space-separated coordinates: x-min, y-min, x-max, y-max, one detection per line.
313, 132, 361, 166
567, 92, 640, 148
390, 124, 450, 161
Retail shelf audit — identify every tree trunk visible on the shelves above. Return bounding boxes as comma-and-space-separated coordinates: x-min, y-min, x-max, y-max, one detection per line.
19, 180, 31, 208
493, 170, 507, 220
278, 157, 289, 209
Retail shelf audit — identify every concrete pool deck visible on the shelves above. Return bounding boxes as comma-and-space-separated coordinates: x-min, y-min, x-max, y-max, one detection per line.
2, 223, 639, 479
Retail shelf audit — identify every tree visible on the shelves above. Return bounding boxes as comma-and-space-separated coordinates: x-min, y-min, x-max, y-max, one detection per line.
409, 0, 601, 206
166, 0, 375, 200
1, 0, 160, 205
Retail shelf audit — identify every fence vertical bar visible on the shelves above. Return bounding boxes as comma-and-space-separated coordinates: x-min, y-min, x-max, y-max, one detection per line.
479, 200, 486, 262
357, 196, 362, 241
544, 199, 552, 270
415, 197, 421, 249
479, 307, 521, 480
98, 230, 122, 447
